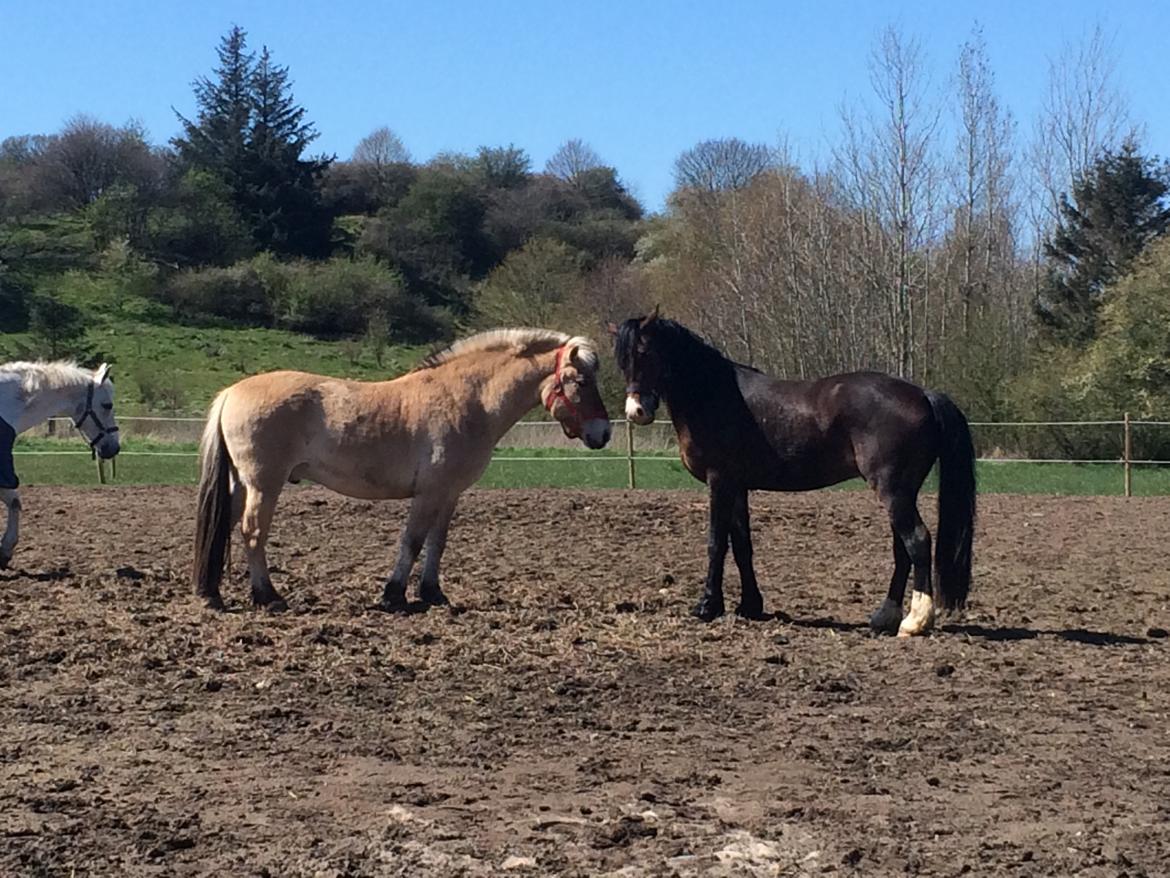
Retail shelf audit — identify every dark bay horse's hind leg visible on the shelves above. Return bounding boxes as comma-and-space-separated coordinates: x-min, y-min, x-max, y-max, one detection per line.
870, 527, 911, 634
729, 487, 764, 618
883, 490, 933, 636
694, 477, 733, 621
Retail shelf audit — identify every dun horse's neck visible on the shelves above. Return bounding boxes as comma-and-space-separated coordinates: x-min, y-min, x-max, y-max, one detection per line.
476, 349, 558, 441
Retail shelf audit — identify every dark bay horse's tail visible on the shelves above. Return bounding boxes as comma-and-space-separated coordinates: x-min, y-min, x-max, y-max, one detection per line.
926, 391, 976, 612
193, 392, 233, 609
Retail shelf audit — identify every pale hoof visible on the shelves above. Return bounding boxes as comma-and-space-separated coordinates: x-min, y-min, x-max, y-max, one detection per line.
897, 592, 935, 637
869, 598, 903, 635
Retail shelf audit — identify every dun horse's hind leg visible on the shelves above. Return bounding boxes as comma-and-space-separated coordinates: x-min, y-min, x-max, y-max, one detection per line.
870, 528, 911, 634
419, 498, 458, 606
239, 483, 288, 611
380, 497, 439, 612
0, 489, 20, 569
882, 491, 933, 637
728, 487, 764, 618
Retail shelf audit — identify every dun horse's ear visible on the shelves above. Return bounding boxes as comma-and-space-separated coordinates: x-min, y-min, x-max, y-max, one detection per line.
95, 363, 112, 384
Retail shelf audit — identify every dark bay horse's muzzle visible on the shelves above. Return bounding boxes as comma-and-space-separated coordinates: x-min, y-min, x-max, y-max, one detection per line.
624, 389, 659, 425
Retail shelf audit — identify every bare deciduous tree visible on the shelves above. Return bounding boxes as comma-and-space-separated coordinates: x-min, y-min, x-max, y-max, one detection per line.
673, 138, 773, 193
351, 126, 410, 167
1031, 24, 1131, 222
545, 138, 602, 183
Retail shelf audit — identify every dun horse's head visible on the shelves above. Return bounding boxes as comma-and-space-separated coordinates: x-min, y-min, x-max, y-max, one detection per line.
611, 313, 664, 425
542, 340, 611, 449
74, 363, 120, 460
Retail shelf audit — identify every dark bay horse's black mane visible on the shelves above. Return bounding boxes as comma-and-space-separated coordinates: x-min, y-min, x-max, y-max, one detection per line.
615, 318, 758, 402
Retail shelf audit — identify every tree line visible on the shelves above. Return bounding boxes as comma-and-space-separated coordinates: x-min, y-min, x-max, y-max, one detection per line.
3, 23, 1170, 456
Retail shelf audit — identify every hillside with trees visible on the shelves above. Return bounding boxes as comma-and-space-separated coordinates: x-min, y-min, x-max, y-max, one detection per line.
2, 24, 1169, 451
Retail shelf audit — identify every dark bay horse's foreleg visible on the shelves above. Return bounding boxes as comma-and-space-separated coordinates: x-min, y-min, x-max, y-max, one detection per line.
728, 487, 764, 619
694, 477, 734, 622
418, 498, 458, 606
381, 497, 439, 612
870, 527, 911, 634
0, 489, 20, 569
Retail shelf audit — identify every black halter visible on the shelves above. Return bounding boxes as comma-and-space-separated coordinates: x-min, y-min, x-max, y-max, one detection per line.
73, 382, 118, 457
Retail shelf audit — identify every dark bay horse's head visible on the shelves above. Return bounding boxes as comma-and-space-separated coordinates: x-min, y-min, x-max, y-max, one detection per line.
611, 313, 665, 425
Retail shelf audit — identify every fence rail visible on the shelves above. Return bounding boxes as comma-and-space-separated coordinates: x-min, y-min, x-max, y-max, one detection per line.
16, 415, 1170, 495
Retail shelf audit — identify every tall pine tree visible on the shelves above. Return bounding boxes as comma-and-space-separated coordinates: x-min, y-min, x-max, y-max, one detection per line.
246, 46, 331, 256
173, 27, 332, 258
1037, 140, 1170, 345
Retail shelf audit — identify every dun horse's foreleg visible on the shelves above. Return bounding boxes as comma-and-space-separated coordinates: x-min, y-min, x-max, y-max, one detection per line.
240, 486, 287, 611
419, 500, 458, 606
694, 477, 734, 622
870, 528, 911, 634
728, 487, 764, 619
381, 499, 438, 612
886, 496, 933, 637
0, 489, 20, 569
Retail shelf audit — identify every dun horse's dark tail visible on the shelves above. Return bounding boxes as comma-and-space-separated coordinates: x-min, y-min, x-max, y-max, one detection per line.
193, 392, 233, 610
926, 391, 977, 612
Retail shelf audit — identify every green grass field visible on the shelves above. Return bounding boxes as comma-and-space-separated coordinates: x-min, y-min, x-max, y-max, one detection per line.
11, 436, 1169, 495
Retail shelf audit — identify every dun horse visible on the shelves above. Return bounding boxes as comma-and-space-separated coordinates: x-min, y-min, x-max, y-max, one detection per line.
193, 329, 611, 612
0, 361, 121, 569
614, 315, 976, 637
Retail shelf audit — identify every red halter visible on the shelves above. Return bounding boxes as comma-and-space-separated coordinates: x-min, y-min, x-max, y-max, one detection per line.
544, 345, 581, 421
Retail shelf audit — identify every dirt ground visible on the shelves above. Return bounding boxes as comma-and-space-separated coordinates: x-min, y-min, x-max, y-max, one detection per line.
1, 486, 1169, 877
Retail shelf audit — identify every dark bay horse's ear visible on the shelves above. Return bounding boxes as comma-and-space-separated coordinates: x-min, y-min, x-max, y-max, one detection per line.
640, 305, 661, 328
95, 363, 112, 384
606, 321, 619, 337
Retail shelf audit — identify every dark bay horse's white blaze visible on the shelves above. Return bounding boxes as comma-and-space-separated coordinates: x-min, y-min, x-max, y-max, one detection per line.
0, 361, 120, 569
192, 329, 611, 612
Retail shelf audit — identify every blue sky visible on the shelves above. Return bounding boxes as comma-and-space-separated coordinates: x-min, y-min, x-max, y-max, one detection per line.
2, 1, 1167, 210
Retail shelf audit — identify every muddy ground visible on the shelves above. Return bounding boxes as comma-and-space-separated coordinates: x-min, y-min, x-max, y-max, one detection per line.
1, 486, 1169, 877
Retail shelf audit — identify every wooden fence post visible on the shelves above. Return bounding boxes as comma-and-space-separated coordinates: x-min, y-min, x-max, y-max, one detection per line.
626, 420, 636, 490
1123, 412, 1132, 498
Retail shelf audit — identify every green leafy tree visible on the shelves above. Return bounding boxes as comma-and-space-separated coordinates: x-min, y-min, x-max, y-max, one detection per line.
1037, 140, 1170, 345
475, 237, 583, 327
28, 295, 87, 359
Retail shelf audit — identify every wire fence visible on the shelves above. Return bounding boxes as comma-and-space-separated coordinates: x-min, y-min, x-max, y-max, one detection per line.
16, 414, 1170, 495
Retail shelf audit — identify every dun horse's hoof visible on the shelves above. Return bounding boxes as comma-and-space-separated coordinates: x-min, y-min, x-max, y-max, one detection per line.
379, 597, 409, 614
736, 599, 764, 620
419, 586, 449, 607
692, 598, 725, 622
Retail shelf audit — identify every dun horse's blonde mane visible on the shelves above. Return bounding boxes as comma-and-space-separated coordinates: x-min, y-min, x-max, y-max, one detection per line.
413, 328, 600, 373
0, 360, 92, 398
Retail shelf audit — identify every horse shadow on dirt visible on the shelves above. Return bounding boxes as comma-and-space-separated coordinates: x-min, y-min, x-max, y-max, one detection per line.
762, 611, 1158, 647
0, 566, 72, 584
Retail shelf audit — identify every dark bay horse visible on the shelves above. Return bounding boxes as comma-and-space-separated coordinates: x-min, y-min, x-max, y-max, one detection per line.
613, 315, 976, 636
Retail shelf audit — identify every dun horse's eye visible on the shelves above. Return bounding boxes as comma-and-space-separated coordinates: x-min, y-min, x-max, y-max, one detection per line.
102, 403, 113, 411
